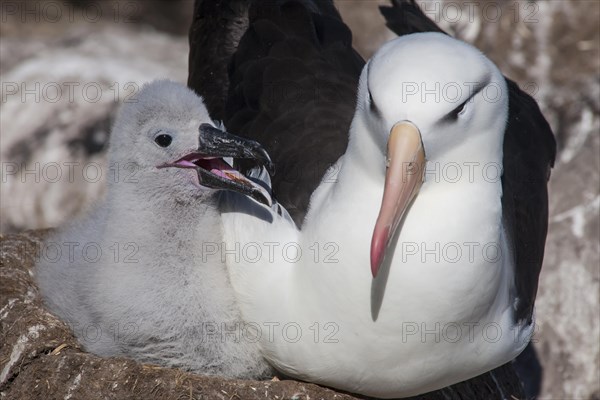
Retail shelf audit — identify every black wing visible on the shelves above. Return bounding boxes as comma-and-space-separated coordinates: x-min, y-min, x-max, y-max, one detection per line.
188, 0, 252, 121
502, 79, 556, 323
224, 1, 365, 225
379, 0, 557, 324
380, 0, 445, 35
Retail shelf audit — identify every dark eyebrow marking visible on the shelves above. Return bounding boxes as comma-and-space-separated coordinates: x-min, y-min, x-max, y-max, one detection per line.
368, 86, 382, 119
440, 79, 489, 124
366, 62, 382, 119
467, 80, 488, 98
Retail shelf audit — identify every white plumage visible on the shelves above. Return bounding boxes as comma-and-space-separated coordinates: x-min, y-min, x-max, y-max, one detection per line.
222, 33, 533, 397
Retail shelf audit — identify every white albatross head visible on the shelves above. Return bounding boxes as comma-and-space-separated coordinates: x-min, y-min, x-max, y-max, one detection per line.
107, 80, 273, 205
351, 32, 508, 277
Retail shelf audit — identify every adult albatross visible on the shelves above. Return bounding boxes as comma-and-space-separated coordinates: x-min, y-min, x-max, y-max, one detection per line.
189, 0, 555, 397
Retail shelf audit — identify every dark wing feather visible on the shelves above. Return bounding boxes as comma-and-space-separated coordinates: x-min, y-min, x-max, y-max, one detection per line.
502, 79, 556, 323
226, 1, 365, 225
379, 0, 557, 324
380, 0, 445, 35
188, 0, 251, 121
188, 0, 347, 121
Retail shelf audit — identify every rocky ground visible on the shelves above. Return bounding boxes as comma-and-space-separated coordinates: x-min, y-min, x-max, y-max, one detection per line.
1, 0, 598, 399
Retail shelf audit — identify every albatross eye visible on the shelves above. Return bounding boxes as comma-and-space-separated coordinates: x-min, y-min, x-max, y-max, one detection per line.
155, 134, 173, 147
368, 87, 381, 118
450, 101, 468, 119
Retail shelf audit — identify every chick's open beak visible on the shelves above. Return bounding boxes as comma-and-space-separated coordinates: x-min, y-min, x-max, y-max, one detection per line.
160, 123, 274, 206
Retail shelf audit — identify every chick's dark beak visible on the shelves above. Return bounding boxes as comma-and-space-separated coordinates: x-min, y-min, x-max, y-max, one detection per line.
195, 124, 273, 206
159, 124, 274, 207
198, 124, 274, 175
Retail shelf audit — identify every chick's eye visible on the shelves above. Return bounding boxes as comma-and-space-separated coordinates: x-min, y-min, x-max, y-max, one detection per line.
155, 134, 172, 147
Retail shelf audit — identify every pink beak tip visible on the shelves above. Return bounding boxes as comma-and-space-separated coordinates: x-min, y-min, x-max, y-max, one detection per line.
371, 259, 381, 278
370, 227, 390, 278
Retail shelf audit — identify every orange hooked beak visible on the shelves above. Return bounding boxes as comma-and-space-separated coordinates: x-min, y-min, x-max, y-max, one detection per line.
370, 121, 426, 277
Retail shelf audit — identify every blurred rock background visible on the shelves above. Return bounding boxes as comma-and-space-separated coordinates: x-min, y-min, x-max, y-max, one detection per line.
1, 1, 598, 399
